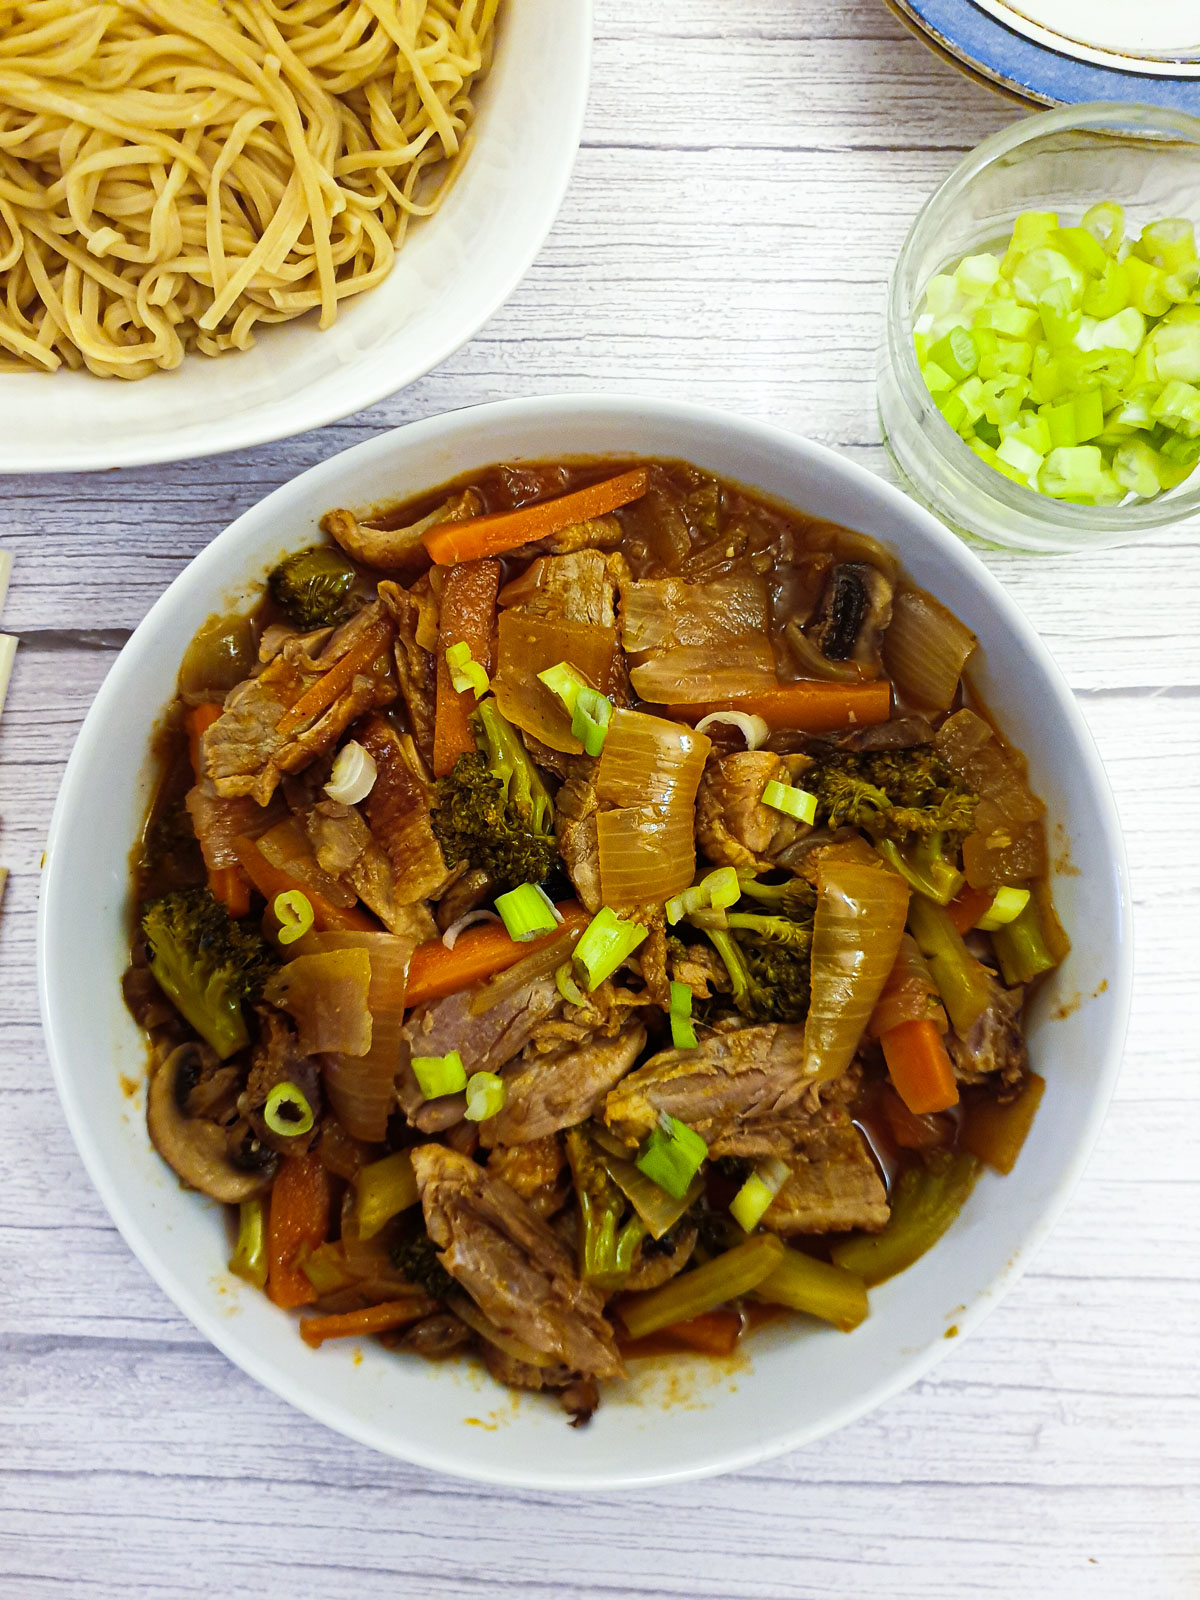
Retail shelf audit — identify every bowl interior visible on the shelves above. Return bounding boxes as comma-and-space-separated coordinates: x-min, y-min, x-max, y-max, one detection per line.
38, 398, 1132, 1488
0, 0, 590, 473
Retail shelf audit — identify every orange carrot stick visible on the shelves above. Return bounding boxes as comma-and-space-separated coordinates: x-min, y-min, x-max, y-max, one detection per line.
267, 1153, 333, 1310
232, 836, 378, 933
275, 620, 391, 737
947, 884, 994, 935
664, 1309, 743, 1356
184, 703, 252, 916
433, 557, 500, 778
423, 468, 650, 565
299, 1297, 436, 1348
880, 1017, 959, 1116
666, 679, 892, 734
405, 904, 589, 1007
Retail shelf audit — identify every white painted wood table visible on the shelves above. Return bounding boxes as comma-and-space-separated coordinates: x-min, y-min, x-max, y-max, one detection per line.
1, 2, 1197, 1595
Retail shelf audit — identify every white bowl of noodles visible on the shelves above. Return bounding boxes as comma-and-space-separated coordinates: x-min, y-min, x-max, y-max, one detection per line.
39, 394, 1131, 1487
0, 0, 590, 473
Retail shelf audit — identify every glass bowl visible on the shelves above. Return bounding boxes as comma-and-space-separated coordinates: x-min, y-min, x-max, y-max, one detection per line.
879, 102, 1200, 553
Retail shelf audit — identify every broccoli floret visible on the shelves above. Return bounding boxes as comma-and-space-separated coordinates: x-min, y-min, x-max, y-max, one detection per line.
431, 701, 558, 894
142, 888, 275, 1060
268, 545, 359, 631
705, 923, 811, 1023
735, 872, 817, 920
565, 1127, 644, 1291
392, 1231, 456, 1301
807, 748, 977, 840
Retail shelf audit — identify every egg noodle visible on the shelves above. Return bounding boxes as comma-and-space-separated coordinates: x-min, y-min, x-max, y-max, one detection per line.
0, 0, 500, 378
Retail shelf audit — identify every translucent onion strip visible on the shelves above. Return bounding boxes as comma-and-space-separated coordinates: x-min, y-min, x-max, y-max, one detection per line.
441, 910, 501, 950
803, 857, 911, 1085
596, 709, 711, 808
883, 588, 977, 713
694, 711, 770, 749
868, 933, 948, 1038
598, 805, 698, 905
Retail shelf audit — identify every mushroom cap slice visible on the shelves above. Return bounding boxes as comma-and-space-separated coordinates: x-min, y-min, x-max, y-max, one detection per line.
147, 1044, 275, 1204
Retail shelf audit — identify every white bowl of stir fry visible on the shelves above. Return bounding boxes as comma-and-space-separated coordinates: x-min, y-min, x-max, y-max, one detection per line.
39, 395, 1131, 1486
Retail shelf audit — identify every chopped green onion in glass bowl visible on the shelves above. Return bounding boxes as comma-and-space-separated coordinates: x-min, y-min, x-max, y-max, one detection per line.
879, 102, 1200, 552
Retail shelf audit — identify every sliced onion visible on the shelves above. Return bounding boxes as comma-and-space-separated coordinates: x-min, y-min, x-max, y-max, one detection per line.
868, 933, 947, 1038
324, 740, 378, 805
604, 1156, 702, 1240
783, 621, 870, 683
264, 947, 373, 1059
596, 708, 710, 808
629, 638, 777, 704
694, 710, 770, 750
493, 610, 618, 753
257, 817, 357, 908
803, 856, 911, 1085
883, 587, 977, 713
447, 1293, 556, 1368
620, 573, 769, 653
468, 926, 583, 1016
597, 804, 698, 904
441, 910, 501, 950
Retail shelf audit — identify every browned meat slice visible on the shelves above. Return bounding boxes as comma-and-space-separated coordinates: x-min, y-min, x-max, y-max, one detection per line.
555, 761, 602, 912
762, 1111, 889, 1234
434, 866, 493, 933
185, 784, 286, 870
604, 1023, 810, 1149
399, 977, 561, 1131
486, 1135, 568, 1216
695, 750, 814, 872
544, 514, 622, 554
303, 800, 436, 942
240, 1011, 321, 1156
357, 715, 451, 904
411, 1144, 623, 1379
377, 580, 437, 771
200, 603, 396, 805
323, 491, 481, 570
497, 550, 619, 628
480, 1024, 647, 1148
478, 1342, 576, 1392
625, 905, 670, 1007
668, 939, 731, 1001
947, 976, 1028, 1092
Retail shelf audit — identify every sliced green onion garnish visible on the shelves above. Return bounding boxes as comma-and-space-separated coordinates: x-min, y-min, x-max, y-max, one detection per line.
664, 865, 741, 926
411, 1049, 467, 1100
464, 1071, 506, 1123
555, 960, 586, 1007
445, 640, 489, 699
760, 779, 818, 824
571, 684, 613, 756
537, 660, 587, 716
668, 980, 698, 1050
975, 885, 1031, 932
273, 888, 314, 946
573, 905, 648, 991
495, 881, 562, 942
229, 1198, 267, 1289
635, 1113, 708, 1201
263, 1080, 315, 1137
729, 1156, 791, 1233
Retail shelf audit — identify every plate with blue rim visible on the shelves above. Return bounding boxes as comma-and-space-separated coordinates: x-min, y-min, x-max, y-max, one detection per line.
888, 0, 1200, 113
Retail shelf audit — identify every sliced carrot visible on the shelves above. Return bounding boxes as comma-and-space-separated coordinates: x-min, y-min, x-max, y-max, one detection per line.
947, 883, 994, 935
423, 468, 650, 565
275, 619, 391, 737
665, 678, 892, 734
960, 1072, 1045, 1175
267, 1152, 333, 1310
405, 903, 589, 1007
433, 557, 501, 777
664, 1309, 743, 1357
299, 1296, 436, 1348
880, 1084, 953, 1151
880, 1017, 959, 1116
231, 835, 378, 933
184, 702, 252, 916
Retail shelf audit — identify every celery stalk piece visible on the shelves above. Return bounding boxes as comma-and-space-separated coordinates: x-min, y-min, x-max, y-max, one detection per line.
1082, 259, 1130, 319
992, 899, 1059, 986
832, 1155, 981, 1287
619, 1234, 786, 1340
907, 895, 991, 1035
996, 436, 1043, 479
753, 1246, 869, 1331
354, 1152, 419, 1239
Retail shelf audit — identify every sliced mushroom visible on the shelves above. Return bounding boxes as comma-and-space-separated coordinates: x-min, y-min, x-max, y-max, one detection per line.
322, 490, 482, 570
147, 1043, 276, 1203
804, 561, 894, 667
626, 1223, 698, 1291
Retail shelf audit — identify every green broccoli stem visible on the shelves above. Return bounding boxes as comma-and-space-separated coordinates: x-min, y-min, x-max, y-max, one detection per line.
874, 832, 964, 906
705, 926, 754, 1013
724, 912, 812, 952
473, 699, 554, 836
992, 899, 1057, 986
906, 894, 992, 1036
735, 873, 815, 919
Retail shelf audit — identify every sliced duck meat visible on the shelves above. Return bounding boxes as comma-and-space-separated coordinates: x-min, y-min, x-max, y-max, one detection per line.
357, 715, 451, 905
604, 1023, 810, 1149
497, 549, 620, 628
695, 749, 814, 872
555, 760, 603, 913
323, 491, 481, 571
399, 976, 562, 1131
480, 1024, 647, 1148
543, 514, 622, 555
762, 1110, 889, 1234
434, 866, 494, 934
486, 1135, 569, 1217
411, 1144, 624, 1379
947, 975, 1028, 1093
667, 939, 731, 1001
200, 603, 396, 805
377, 580, 438, 772
303, 800, 437, 942
185, 784, 286, 871
803, 561, 894, 667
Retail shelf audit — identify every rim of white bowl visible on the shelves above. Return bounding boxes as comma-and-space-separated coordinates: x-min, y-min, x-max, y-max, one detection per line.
37, 395, 1134, 1487
0, 5, 592, 474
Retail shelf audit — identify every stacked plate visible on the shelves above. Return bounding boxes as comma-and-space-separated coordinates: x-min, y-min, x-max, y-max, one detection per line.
888, 0, 1200, 111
